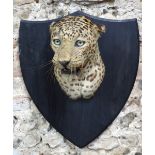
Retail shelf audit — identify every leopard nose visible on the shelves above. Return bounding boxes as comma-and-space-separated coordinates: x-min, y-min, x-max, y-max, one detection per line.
59, 61, 70, 67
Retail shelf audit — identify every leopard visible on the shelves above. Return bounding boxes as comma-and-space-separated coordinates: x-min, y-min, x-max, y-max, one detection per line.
49, 15, 106, 100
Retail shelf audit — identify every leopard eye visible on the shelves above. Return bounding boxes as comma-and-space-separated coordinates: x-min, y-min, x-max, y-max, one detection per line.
75, 40, 85, 47
53, 39, 61, 46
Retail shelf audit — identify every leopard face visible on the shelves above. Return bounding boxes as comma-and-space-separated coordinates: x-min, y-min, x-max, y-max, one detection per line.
50, 16, 105, 71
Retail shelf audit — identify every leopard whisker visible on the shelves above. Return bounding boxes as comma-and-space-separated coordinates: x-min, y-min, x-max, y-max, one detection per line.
46, 66, 56, 84
38, 60, 53, 69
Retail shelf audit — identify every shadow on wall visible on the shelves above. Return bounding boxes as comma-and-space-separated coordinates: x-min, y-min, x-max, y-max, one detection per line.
35, 0, 115, 6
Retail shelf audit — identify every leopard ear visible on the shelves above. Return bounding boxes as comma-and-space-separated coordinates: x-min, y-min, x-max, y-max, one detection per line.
97, 24, 106, 33
93, 24, 106, 39
49, 22, 56, 33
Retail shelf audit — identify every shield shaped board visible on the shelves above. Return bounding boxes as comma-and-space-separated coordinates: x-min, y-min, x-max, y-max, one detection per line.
19, 11, 139, 148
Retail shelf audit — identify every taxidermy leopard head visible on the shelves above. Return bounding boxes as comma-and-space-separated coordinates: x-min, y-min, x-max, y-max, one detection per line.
50, 15, 106, 100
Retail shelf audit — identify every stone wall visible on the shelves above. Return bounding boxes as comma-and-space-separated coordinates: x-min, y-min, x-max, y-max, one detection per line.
13, 0, 142, 155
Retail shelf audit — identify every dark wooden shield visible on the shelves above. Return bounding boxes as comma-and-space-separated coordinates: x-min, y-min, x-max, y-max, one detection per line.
19, 11, 139, 148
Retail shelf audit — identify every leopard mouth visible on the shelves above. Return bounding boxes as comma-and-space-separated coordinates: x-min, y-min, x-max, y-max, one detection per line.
61, 67, 80, 75
61, 60, 89, 75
